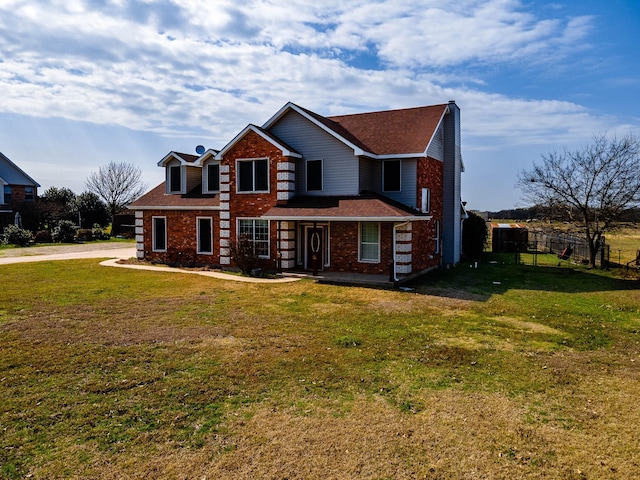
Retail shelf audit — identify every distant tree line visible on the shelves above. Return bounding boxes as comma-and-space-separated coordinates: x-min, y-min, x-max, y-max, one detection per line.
488, 206, 640, 223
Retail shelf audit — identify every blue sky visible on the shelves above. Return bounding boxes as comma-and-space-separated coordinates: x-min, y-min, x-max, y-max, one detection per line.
0, 0, 638, 211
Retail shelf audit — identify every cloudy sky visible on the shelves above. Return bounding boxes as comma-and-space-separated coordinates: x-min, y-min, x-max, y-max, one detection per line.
1, 0, 638, 211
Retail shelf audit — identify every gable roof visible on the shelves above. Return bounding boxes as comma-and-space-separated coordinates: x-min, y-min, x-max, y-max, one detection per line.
215, 124, 302, 160
157, 151, 200, 167
0, 152, 40, 187
327, 104, 448, 156
262, 102, 449, 159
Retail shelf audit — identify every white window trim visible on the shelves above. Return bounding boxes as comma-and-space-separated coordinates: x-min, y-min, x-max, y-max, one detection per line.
236, 157, 270, 194
197, 217, 213, 254
152, 216, 167, 252
168, 165, 182, 193
421, 187, 431, 214
306, 159, 323, 192
358, 221, 380, 263
204, 162, 221, 193
382, 160, 401, 193
237, 218, 270, 259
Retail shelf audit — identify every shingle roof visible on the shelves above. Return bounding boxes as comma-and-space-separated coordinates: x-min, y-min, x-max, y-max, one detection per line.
326, 104, 448, 156
262, 192, 429, 221
129, 182, 220, 210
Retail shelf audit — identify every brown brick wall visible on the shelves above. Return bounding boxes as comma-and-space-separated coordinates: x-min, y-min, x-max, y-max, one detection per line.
327, 222, 393, 275
141, 209, 219, 266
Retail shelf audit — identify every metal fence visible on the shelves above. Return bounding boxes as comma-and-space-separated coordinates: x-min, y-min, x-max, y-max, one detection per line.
526, 229, 610, 267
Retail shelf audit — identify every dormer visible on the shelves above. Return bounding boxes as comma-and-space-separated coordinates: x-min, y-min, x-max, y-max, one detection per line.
194, 149, 221, 194
157, 152, 200, 195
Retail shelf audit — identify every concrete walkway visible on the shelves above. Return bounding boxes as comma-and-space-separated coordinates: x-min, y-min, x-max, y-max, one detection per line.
0, 243, 398, 287
0, 243, 300, 283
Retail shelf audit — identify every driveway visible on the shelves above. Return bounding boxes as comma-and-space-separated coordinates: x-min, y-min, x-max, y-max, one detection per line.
0, 242, 137, 265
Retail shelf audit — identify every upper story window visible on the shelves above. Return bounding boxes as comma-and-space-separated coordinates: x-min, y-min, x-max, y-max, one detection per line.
206, 163, 220, 192
24, 186, 35, 201
237, 158, 269, 193
169, 166, 181, 192
306, 159, 323, 191
3, 185, 12, 203
421, 187, 431, 213
383, 160, 401, 192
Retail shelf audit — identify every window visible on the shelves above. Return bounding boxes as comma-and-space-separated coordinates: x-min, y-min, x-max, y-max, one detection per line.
152, 216, 167, 252
24, 186, 35, 201
206, 163, 220, 192
383, 160, 401, 192
306, 159, 323, 191
3, 185, 12, 203
197, 217, 213, 254
238, 219, 269, 257
237, 158, 268, 193
359, 222, 380, 262
421, 187, 431, 213
169, 166, 181, 192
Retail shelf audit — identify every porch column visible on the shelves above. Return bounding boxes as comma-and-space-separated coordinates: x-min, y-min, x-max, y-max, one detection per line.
395, 222, 412, 277
218, 164, 231, 265
278, 221, 296, 269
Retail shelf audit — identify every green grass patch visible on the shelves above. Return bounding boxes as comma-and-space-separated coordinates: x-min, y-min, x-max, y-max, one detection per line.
1, 257, 639, 478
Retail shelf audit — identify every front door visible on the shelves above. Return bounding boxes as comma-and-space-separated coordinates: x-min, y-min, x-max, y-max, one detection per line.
305, 225, 324, 271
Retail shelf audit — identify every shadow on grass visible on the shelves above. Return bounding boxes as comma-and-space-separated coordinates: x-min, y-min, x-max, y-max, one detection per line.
407, 253, 640, 301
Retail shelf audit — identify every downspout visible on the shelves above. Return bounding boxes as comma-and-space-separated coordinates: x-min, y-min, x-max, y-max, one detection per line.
393, 221, 410, 283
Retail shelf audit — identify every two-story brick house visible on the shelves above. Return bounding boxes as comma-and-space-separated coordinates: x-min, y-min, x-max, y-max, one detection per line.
0, 152, 40, 229
130, 101, 464, 281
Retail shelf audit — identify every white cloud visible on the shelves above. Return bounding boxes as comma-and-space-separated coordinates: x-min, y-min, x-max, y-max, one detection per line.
0, 0, 625, 166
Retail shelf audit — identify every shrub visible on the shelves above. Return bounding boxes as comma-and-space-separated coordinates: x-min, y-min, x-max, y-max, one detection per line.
92, 225, 110, 240
52, 220, 77, 243
34, 230, 53, 243
2, 225, 33, 247
76, 229, 93, 242
229, 234, 260, 274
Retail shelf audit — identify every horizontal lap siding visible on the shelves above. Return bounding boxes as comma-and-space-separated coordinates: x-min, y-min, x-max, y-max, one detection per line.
269, 111, 359, 196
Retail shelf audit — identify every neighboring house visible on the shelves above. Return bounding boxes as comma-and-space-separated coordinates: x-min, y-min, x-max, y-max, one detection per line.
0, 152, 40, 229
130, 101, 465, 281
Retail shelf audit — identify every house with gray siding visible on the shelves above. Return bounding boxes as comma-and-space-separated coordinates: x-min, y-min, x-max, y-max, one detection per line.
130, 101, 464, 282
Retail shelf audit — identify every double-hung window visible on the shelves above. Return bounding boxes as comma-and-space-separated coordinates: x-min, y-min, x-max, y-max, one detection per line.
206, 163, 220, 192
238, 219, 269, 257
237, 158, 269, 193
24, 186, 35, 201
152, 216, 167, 252
421, 187, 431, 213
169, 166, 181, 192
3, 185, 12, 203
359, 222, 380, 263
383, 160, 401, 192
197, 217, 213, 254
306, 159, 323, 191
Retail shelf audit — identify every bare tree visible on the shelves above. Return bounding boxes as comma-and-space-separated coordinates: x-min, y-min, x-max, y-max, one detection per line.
517, 133, 640, 267
85, 162, 147, 236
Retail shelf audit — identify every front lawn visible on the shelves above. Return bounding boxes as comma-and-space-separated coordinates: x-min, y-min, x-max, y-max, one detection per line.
1, 257, 638, 479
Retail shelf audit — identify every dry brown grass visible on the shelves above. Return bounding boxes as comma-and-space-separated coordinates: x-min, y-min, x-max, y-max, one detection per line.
2, 259, 640, 479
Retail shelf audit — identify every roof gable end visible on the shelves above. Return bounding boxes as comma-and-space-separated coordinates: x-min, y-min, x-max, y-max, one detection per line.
0, 152, 41, 187
215, 124, 302, 160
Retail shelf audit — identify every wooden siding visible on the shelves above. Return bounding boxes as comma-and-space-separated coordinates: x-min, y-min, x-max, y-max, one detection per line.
185, 165, 201, 192
383, 158, 417, 209
427, 123, 444, 160
269, 110, 359, 196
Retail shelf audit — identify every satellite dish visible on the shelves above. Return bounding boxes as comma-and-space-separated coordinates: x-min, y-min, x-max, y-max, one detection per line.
195, 145, 205, 155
